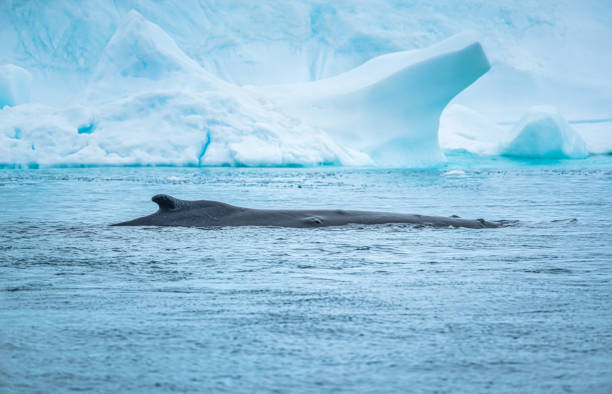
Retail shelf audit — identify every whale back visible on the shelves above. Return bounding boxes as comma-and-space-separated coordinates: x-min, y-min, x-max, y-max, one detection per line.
113, 194, 508, 228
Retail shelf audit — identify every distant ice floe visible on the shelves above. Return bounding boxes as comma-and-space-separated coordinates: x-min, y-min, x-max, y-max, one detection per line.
501, 106, 588, 159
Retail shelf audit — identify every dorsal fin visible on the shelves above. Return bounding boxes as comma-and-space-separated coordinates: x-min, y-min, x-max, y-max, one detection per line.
152, 194, 182, 211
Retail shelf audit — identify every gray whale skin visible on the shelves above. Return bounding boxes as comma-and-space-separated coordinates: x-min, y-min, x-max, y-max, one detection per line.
112, 194, 505, 229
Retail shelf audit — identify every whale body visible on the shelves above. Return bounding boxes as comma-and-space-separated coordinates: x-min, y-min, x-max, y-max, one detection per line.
112, 194, 505, 229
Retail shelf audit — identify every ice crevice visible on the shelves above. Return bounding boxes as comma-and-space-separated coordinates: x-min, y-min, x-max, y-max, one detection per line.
197, 131, 212, 166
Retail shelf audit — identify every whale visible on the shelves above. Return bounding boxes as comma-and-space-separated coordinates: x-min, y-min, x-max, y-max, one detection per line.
112, 194, 506, 229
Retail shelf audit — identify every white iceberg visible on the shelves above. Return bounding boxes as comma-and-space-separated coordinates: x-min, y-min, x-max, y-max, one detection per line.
501, 106, 588, 159
254, 32, 490, 167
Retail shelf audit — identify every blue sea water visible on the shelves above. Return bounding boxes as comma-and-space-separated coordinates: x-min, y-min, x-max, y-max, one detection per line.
2, 155, 612, 393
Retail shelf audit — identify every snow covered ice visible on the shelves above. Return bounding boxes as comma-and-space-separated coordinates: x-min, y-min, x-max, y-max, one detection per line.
1, 1, 611, 167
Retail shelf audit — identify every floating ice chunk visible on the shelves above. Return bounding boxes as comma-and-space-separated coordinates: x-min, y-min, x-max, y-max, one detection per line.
0, 65, 32, 107
501, 106, 588, 159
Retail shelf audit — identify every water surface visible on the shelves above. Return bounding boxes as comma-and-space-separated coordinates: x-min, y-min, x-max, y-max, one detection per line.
2, 156, 612, 392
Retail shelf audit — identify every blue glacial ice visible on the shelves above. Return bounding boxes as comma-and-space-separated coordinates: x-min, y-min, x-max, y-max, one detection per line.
1, 1, 611, 167
501, 106, 588, 159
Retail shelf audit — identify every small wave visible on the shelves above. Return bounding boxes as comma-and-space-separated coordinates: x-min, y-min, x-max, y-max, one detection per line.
166, 176, 189, 182
495, 220, 520, 227
5, 282, 54, 292
441, 169, 467, 177
521, 268, 573, 274
551, 218, 578, 224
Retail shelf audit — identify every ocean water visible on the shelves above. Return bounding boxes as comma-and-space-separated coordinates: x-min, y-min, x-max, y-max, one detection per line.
2, 154, 612, 393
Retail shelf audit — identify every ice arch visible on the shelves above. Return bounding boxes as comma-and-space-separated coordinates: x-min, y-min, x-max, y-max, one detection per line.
254, 32, 491, 167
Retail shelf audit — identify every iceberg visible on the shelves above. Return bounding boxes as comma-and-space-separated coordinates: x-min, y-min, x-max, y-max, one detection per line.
0, 64, 31, 108
254, 33, 490, 167
501, 106, 588, 159
2, 2, 608, 166
0, 9, 489, 168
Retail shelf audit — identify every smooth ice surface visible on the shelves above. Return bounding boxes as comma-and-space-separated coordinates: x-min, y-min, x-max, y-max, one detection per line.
2, 159, 612, 392
255, 33, 490, 167
0, 64, 31, 107
501, 106, 589, 159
